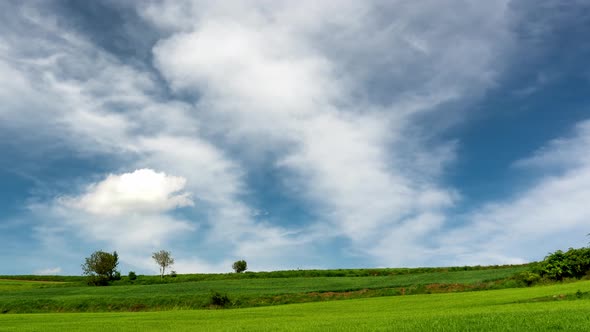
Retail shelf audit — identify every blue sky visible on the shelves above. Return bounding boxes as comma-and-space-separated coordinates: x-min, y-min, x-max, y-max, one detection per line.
1, 0, 589, 275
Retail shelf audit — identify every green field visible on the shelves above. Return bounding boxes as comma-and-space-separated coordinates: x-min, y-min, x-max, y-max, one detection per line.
1, 265, 588, 331
1, 280, 589, 331
0, 266, 527, 313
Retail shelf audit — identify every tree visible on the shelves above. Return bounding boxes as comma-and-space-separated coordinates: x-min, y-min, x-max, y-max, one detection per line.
152, 250, 174, 278
81, 250, 120, 286
232, 260, 247, 273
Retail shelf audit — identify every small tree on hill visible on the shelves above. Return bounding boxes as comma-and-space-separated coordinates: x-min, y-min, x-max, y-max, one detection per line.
82, 250, 120, 286
232, 260, 247, 273
152, 250, 174, 278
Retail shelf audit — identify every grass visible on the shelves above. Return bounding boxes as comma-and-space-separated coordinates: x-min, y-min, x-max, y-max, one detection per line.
0, 266, 528, 313
1, 280, 589, 331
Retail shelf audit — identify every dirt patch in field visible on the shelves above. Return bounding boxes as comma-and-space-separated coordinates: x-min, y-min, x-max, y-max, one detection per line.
424, 283, 474, 293
306, 288, 371, 299
128, 304, 147, 312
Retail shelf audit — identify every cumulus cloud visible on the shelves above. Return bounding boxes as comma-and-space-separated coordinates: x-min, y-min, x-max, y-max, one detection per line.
38, 169, 195, 251
59, 169, 193, 216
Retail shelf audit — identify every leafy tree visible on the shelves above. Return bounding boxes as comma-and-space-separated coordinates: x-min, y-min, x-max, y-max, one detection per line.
232, 260, 247, 273
128, 271, 137, 281
152, 250, 174, 278
81, 250, 120, 286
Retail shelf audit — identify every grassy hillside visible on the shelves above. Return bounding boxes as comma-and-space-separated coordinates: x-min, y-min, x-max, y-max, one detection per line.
1, 280, 589, 331
0, 265, 528, 313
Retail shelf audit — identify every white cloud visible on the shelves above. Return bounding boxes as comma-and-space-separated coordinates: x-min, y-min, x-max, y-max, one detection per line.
35, 267, 62, 275
59, 169, 193, 216
38, 169, 195, 251
0, 4, 292, 271
5, 1, 560, 272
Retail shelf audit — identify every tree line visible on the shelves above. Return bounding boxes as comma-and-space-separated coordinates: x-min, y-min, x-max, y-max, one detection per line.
82, 250, 247, 286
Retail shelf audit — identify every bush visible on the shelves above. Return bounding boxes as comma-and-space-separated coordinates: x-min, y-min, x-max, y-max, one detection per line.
232, 260, 247, 273
539, 247, 590, 280
515, 271, 541, 286
128, 271, 137, 280
86, 275, 110, 286
209, 291, 231, 307
170, 270, 177, 278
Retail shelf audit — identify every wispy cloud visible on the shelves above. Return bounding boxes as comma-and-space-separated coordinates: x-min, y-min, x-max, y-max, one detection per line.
4, 0, 586, 273
35, 267, 62, 275
0, 2, 287, 271
440, 120, 590, 265
144, 0, 513, 266
513, 121, 590, 171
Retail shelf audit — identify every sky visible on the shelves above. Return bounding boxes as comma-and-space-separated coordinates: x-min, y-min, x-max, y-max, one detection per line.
0, 0, 589, 275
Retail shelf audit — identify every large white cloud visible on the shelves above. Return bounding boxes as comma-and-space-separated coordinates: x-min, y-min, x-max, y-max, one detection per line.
144, 0, 512, 266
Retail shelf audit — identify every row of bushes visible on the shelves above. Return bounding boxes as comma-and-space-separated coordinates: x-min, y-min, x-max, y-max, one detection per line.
514, 246, 590, 286
96, 264, 529, 286
536, 247, 590, 280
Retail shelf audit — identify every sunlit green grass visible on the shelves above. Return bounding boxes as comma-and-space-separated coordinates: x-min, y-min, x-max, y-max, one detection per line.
1, 280, 589, 331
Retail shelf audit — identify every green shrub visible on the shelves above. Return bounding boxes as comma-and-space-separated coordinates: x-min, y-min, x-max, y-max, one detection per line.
515, 271, 541, 286
170, 271, 177, 278
209, 291, 231, 307
539, 247, 590, 280
128, 271, 137, 280
86, 275, 110, 286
